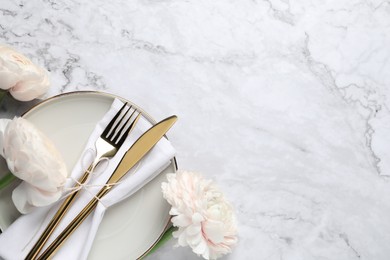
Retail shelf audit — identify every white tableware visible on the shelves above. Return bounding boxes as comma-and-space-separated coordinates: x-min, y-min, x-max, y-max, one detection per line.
0, 91, 174, 259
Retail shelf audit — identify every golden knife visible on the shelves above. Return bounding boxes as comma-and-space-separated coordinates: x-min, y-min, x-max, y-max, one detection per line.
35, 115, 177, 260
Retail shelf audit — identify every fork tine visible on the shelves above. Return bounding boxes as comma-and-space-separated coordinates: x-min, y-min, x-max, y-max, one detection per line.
106, 105, 132, 140
115, 112, 141, 146
111, 109, 136, 142
102, 102, 128, 136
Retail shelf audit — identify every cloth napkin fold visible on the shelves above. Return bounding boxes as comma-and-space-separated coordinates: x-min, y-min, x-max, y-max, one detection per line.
0, 99, 175, 260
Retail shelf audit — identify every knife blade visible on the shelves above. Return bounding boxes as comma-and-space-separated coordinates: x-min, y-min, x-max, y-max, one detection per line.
107, 115, 177, 184
36, 115, 177, 259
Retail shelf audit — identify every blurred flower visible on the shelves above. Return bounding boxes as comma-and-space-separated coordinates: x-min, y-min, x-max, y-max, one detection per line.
0, 45, 49, 101
0, 117, 67, 213
162, 170, 237, 260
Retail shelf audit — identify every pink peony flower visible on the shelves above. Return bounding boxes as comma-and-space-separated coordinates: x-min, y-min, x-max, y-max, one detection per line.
0, 117, 68, 213
161, 170, 238, 260
0, 45, 49, 101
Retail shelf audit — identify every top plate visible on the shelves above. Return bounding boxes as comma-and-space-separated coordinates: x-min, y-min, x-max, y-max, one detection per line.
0, 91, 174, 259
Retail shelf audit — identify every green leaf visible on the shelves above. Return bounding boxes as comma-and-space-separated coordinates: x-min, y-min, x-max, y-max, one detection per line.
144, 226, 175, 257
0, 172, 16, 190
0, 89, 7, 103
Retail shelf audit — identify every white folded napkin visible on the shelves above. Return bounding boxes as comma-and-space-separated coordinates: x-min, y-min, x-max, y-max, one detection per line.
0, 99, 175, 260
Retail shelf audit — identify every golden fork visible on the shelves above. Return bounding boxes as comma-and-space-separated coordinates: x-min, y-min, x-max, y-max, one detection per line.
36, 115, 177, 260
26, 103, 141, 260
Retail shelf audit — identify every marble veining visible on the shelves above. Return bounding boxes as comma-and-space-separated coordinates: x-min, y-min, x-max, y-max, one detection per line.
1, 0, 390, 259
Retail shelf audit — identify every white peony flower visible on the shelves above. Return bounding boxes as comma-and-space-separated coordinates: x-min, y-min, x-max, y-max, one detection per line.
0, 117, 68, 213
0, 45, 49, 101
161, 170, 238, 260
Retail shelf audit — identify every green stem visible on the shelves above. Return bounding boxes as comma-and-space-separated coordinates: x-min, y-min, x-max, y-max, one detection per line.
0, 172, 16, 190
145, 226, 175, 257
0, 89, 8, 99
0, 89, 8, 108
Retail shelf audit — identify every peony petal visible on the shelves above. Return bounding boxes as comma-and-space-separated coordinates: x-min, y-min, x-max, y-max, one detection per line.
176, 229, 188, 247
169, 207, 180, 216
186, 223, 201, 236
187, 232, 203, 246
28, 186, 61, 206
172, 228, 183, 240
0, 119, 11, 157
0, 71, 19, 90
172, 214, 191, 227
11, 182, 34, 214
12, 182, 61, 214
203, 220, 225, 244
192, 212, 204, 223
192, 239, 209, 259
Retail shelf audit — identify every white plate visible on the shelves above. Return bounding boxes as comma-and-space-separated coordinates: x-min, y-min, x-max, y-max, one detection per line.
0, 91, 175, 259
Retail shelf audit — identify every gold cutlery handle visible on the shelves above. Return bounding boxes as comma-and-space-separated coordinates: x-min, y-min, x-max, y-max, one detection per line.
36, 186, 111, 260
26, 165, 93, 260
31, 115, 177, 259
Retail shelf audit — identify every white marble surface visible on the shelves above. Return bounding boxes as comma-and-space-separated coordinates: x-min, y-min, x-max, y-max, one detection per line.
1, 0, 390, 259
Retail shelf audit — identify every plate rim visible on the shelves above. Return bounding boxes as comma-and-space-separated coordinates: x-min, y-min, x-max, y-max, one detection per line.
20, 90, 175, 259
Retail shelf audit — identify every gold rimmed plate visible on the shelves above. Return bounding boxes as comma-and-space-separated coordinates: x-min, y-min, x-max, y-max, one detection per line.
0, 91, 175, 259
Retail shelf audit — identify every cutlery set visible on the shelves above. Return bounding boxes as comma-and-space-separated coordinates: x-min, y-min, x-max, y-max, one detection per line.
25, 103, 177, 259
